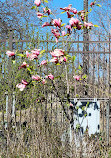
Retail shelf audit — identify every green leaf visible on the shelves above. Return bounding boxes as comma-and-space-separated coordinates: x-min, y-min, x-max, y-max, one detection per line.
40, 50, 45, 55
94, 25, 99, 27
82, 106, 85, 110
78, 65, 82, 70
76, 124, 80, 129
76, 106, 79, 110
27, 68, 32, 72
31, 6, 36, 10
96, 4, 102, 7
44, 0, 48, 3
40, 15, 48, 18
76, 94, 79, 98
71, 56, 76, 62
89, 8, 92, 12
67, 103, 70, 107
17, 54, 24, 57
86, 102, 89, 107
61, 23, 66, 27
84, 114, 87, 117
56, 63, 61, 65
60, 11, 66, 14
82, 74, 87, 79
12, 60, 16, 64
66, 54, 71, 58
39, 50, 45, 58
61, 73, 65, 78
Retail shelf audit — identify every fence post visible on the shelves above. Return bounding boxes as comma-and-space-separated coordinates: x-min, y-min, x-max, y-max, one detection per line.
83, 0, 89, 75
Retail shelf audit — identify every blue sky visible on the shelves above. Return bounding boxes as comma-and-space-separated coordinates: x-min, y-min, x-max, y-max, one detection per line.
50, 0, 83, 10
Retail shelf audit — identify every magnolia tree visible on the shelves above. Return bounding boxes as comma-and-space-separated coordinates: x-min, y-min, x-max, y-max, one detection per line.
6, 0, 100, 127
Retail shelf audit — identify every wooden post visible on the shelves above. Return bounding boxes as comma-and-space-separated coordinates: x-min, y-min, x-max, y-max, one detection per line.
83, 0, 89, 75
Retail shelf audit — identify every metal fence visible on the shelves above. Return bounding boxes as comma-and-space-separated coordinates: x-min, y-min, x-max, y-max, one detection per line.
0, 31, 111, 156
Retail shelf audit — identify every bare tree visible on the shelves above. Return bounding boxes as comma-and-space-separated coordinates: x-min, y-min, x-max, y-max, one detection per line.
89, 0, 111, 39
0, 0, 39, 38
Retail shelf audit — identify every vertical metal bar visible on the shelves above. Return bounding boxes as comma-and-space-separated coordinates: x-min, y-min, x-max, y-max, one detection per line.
93, 49, 95, 97
12, 92, 15, 118
102, 49, 105, 132
5, 91, 8, 129
106, 101, 109, 145
97, 35, 100, 98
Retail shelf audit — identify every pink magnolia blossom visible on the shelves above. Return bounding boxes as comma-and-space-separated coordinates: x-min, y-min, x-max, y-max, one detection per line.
77, 24, 82, 30
31, 49, 40, 55
53, 18, 61, 28
32, 75, 41, 81
48, 74, 54, 80
67, 11, 72, 18
62, 31, 66, 36
59, 56, 67, 63
84, 22, 94, 29
59, 57, 64, 63
78, 10, 85, 15
81, 16, 84, 21
46, 76, 48, 79
60, 4, 72, 11
51, 29, 60, 42
50, 57, 58, 63
42, 22, 50, 27
66, 25, 71, 30
30, 54, 38, 60
70, 9, 77, 14
42, 79, 46, 85
16, 83, 26, 91
51, 29, 60, 38
26, 53, 38, 60
46, 74, 54, 80
40, 60, 47, 65
73, 75, 80, 81
22, 80, 28, 85
34, 0, 41, 7
19, 62, 29, 69
26, 49, 40, 60
43, 8, 51, 15
66, 25, 72, 34
70, 103, 73, 107
47, 9, 51, 15
69, 18, 79, 27
54, 32, 60, 38
36, 12, 43, 18
63, 56, 67, 62
90, 2, 95, 7
6, 51, 15, 57
55, 38, 58, 43
78, 10, 85, 21
50, 49, 64, 57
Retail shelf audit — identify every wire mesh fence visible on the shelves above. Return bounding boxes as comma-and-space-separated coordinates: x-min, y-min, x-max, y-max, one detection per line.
0, 30, 111, 157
